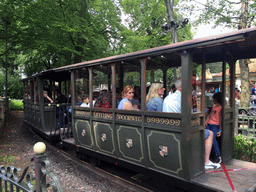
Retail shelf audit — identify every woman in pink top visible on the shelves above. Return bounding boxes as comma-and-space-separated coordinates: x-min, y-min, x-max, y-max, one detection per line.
205, 92, 222, 164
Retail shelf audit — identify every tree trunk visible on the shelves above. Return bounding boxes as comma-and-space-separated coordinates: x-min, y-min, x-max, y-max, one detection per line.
238, 0, 250, 107
239, 59, 250, 108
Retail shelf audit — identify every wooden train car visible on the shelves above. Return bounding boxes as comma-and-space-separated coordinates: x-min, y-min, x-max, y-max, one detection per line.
22, 27, 256, 191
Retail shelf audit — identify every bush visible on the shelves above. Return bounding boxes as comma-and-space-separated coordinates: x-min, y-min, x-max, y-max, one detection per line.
233, 134, 256, 162
10, 100, 24, 111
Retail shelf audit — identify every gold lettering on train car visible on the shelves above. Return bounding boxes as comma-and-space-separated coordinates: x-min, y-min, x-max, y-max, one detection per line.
146, 117, 180, 126
75, 110, 90, 116
93, 112, 112, 119
191, 118, 200, 126
115, 114, 142, 122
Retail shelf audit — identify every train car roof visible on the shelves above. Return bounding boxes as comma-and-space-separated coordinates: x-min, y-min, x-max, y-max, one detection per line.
55, 27, 256, 71
22, 27, 256, 81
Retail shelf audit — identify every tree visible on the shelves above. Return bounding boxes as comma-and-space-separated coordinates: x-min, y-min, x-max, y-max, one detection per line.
180, 0, 256, 107
0, 0, 125, 77
119, 0, 193, 53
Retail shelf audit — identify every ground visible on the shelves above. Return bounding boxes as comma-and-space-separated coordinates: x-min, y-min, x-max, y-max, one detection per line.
0, 111, 134, 192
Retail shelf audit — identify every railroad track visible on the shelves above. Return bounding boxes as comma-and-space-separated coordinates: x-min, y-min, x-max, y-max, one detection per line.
29, 128, 153, 192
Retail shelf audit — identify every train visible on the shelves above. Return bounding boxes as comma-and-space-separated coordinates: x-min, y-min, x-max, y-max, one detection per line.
22, 27, 256, 192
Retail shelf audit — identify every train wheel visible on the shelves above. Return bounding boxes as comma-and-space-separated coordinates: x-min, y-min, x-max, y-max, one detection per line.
76, 151, 83, 160
89, 157, 100, 167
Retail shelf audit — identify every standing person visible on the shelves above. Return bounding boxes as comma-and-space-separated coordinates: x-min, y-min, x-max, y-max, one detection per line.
163, 78, 220, 169
43, 90, 54, 104
205, 129, 221, 169
205, 92, 222, 164
117, 85, 135, 110
163, 78, 182, 113
146, 82, 164, 112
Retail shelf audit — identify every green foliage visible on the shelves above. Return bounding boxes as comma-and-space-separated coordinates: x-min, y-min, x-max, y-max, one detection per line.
0, 153, 15, 165
233, 134, 256, 162
0, 70, 23, 99
10, 100, 24, 111
119, 0, 193, 53
0, 0, 125, 77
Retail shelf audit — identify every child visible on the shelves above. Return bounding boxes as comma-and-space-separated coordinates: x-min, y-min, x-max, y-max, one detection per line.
205, 92, 222, 164
81, 94, 90, 107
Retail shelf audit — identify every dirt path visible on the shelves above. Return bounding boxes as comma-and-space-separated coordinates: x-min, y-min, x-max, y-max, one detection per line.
0, 111, 134, 192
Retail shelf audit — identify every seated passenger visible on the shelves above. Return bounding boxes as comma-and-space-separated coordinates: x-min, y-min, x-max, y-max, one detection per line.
117, 85, 136, 110
146, 82, 164, 112
97, 92, 112, 108
76, 95, 83, 106
43, 90, 54, 103
81, 94, 90, 107
132, 101, 139, 110
55, 89, 68, 103
163, 78, 182, 113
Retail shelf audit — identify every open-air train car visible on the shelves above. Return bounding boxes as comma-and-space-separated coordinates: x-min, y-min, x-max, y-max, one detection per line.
22, 27, 256, 191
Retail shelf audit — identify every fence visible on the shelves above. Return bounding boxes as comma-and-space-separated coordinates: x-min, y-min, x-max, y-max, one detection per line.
0, 142, 63, 192
236, 106, 256, 138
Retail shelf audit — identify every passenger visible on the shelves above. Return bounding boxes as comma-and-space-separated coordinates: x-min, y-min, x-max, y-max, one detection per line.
134, 86, 141, 103
132, 101, 140, 110
163, 78, 221, 169
76, 95, 83, 106
205, 129, 221, 169
55, 89, 68, 103
205, 92, 222, 164
43, 90, 54, 103
97, 92, 112, 108
81, 94, 90, 107
163, 78, 182, 113
117, 85, 135, 110
146, 82, 164, 112
167, 84, 176, 95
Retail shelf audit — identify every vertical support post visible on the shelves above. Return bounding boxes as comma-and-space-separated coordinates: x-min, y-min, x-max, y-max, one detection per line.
163, 69, 167, 97
71, 70, 75, 130
120, 64, 124, 91
140, 58, 147, 111
201, 51, 206, 113
34, 152, 47, 192
108, 73, 111, 91
88, 68, 93, 108
38, 77, 46, 132
180, 50, 193, 181
111, 63, 117, 109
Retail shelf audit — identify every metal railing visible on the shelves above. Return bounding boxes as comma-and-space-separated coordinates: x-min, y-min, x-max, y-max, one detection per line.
236, 106, 256, 138
0, 142, 63, 192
